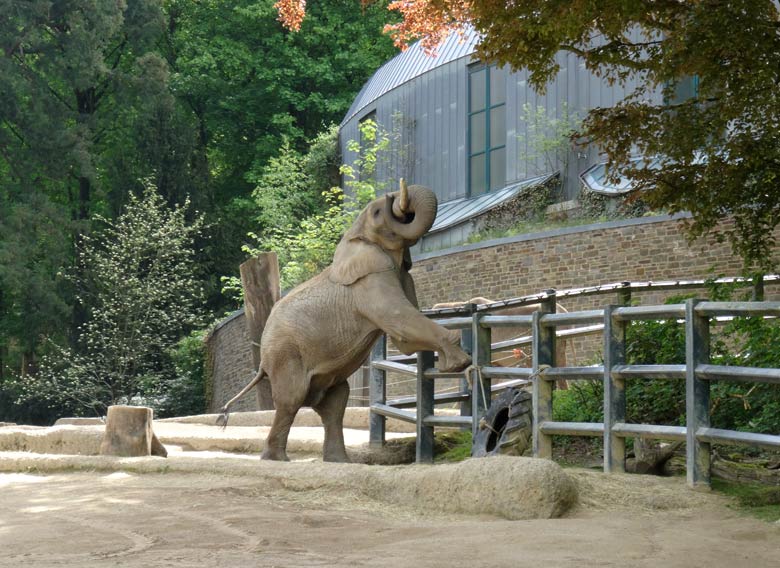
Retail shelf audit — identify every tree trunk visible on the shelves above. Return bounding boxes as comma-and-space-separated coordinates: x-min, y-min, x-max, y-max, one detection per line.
100, 405, 167, 458
240, 253, 280, 410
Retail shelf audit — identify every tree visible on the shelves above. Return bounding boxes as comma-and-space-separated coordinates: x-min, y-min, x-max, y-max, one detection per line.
19, 187, 206, 417
278, 0, 780, 270
242, 119, 388, 290
162, 0, 398, 308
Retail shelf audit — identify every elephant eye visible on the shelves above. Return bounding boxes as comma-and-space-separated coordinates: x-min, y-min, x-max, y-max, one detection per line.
373, 208, 380, 217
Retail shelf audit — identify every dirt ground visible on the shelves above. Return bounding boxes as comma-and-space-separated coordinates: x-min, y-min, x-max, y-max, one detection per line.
1, 465, 779, 567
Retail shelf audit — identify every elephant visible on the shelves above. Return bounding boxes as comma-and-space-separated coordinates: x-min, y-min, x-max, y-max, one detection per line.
218, 181, 471, 462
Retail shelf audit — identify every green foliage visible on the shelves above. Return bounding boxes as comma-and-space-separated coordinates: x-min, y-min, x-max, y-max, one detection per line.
554, 288, 780, 434
19, 187, 206, 417
434, 430, 474, 463
518, 102, 581, 192
469, 0, 780, 270
713, 479, 780, 523
158, 330, 208, 418
243, 119, 388, 290
554, 382, 604, 424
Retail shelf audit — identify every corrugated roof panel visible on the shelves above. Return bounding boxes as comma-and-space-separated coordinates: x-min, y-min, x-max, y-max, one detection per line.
428, 173, 555, 233
341, 28, 480, 125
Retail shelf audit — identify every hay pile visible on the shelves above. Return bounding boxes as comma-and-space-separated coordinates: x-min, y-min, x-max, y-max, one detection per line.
0, 452, 576, 520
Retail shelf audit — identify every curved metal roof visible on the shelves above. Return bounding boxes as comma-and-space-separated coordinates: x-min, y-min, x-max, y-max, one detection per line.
341, 28, 480, 126
428, 173, 557, 234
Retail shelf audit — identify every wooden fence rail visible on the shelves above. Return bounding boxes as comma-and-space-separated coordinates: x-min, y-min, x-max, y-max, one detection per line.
369, 277, 780, 489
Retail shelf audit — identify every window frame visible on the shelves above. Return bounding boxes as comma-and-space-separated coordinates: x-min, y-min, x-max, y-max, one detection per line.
467, 62, 506, 197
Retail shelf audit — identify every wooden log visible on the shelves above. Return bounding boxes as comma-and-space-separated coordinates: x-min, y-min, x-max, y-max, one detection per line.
100, 405, 167, 458
240, 253, 280, 410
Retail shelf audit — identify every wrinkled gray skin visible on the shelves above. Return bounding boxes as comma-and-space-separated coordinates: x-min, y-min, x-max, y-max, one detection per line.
220, 185, 471, 462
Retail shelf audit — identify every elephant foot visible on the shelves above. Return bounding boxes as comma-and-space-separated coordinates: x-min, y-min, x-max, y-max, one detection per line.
439, 348, 471, 373
322, 448, 350, 463
261, 447, 290, 461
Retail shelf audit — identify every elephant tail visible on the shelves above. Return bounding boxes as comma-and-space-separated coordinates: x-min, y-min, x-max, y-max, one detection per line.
216, 367, 267, 429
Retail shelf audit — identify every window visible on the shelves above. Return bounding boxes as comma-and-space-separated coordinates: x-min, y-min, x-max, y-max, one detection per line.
468, 63, 506, 196
358, 111, 377, 180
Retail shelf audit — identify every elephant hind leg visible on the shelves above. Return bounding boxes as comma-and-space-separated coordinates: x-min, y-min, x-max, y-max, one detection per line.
261, 357, 307, 462
312, 380, 351, 463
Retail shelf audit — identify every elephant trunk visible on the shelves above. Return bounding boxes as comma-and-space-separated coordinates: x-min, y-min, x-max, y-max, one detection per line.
385, 184, 438, 242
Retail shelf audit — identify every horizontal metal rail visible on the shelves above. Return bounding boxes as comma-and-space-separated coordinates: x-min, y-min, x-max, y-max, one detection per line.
370, 403, 416, 423
480, 366, 533, 378
612, 423, 686, 441
611, 364, 686, 380
480, 314, 533, 327
541, 366, 604, 380
386, 391, 470, 409
422, 415, 473, 427
696, 364, 780, 385
431, 317, 472, 329
612, 305, 686, 321
697, 427, 780, 450
540, 310, 604, 326
696, 301, 780, 317
423, 369, 468, 379
539, 421, 604, 436
371, 360, 417, 376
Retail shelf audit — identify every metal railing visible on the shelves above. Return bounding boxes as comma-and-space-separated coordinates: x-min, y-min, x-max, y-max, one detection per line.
368, 276, 780, 489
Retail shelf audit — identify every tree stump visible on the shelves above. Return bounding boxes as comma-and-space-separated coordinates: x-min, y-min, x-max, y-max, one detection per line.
240, 252, 280, 410
100, 405, 167, 458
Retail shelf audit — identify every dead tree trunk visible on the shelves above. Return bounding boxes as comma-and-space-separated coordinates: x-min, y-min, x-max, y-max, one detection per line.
100, 405, 167, 457
240, 252, 280, 410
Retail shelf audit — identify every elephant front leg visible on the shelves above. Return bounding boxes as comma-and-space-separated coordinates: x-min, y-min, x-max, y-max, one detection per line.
313, 381, 351, 463
389, 321, 471, 372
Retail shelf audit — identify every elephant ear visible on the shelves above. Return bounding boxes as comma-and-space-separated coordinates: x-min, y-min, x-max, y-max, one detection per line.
329, 237, 395, 286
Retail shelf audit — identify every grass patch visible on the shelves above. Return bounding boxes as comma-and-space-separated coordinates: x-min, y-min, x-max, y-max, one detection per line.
712, 479, 780, 522
434, 430, 473, 463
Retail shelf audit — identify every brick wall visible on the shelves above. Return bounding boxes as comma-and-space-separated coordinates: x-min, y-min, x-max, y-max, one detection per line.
410, 214, 778, 367
409, 214, 759, 307
205, 310, 256, 413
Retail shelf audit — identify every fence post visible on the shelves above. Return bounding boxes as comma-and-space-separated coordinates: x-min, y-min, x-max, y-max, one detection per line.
617, 281, 632, 306
603, 305, 626, 473
532, 290, 556, 459
471, 310, 492, 438
686, 298, 711, 489
460, 304, 476, 422
416, 350, 435, 463
752, 273, 765, 301
369, 335, 387, 449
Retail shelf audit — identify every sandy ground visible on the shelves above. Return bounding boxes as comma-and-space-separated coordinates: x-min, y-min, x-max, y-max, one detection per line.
1, 462, 779, 567
1, 415, 779, 567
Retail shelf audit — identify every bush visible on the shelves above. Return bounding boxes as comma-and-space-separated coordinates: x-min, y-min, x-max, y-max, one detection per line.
156, 330, 208, 418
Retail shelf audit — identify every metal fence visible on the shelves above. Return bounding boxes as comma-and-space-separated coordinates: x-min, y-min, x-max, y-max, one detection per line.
368, 276, 780, 489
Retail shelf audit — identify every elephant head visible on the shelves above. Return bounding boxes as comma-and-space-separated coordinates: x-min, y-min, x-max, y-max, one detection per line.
329, 181, 438, 286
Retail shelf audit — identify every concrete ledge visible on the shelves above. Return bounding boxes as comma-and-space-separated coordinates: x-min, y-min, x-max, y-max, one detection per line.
0, 452, 577, 520
0, 422, 413, 457
160, 407, 452, 433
